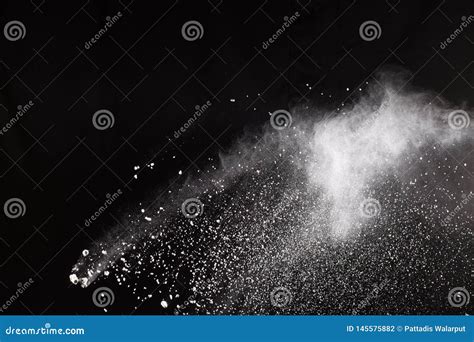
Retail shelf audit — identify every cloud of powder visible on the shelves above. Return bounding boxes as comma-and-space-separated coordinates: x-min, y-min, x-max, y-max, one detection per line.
69, 75, 473, 314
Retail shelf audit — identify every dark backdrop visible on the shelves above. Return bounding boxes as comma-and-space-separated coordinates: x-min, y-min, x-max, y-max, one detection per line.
0, 0, 473, 314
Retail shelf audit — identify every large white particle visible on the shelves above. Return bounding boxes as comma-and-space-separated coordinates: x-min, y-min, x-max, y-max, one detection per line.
69, 274, 79, 285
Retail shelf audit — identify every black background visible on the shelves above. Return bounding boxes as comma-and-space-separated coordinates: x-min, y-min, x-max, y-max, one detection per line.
0, 0, 473, 314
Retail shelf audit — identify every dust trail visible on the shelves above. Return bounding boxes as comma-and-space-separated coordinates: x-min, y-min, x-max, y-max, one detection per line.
70, 76, 473, 314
